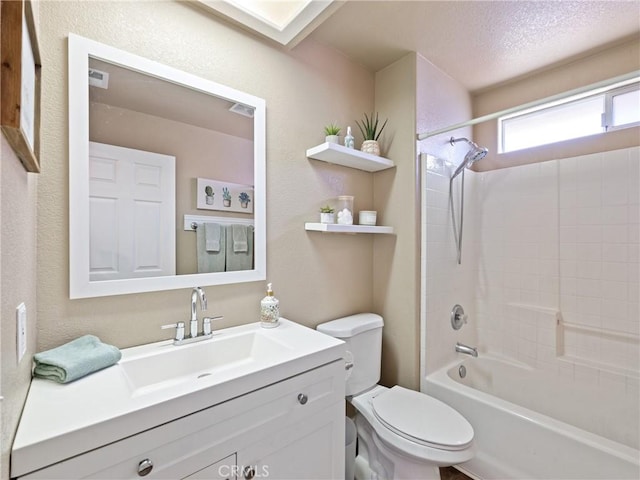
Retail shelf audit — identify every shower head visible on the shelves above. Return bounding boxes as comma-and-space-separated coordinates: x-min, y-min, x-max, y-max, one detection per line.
449, 137, 488, 179
464, 143, 488, 163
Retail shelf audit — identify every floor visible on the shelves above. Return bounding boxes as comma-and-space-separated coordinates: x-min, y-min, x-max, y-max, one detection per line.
440, 466, 473, 480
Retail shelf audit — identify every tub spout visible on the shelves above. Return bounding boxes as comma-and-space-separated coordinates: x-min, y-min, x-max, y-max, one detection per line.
455, 342, 478, 357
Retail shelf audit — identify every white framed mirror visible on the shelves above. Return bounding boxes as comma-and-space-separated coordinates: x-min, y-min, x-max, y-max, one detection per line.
68, 34, 266, 298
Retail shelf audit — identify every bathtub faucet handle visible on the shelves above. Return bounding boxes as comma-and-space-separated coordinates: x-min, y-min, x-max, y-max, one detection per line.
451, 304, 468, 330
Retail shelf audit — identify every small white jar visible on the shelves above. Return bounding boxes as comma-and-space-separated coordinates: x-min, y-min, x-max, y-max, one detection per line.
359, 210, 377, 226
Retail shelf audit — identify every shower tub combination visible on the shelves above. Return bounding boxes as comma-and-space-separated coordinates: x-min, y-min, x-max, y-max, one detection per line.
424, 356, 640, 480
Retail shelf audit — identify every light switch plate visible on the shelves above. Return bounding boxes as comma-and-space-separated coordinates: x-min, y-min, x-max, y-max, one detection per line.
16, 303, 27, 363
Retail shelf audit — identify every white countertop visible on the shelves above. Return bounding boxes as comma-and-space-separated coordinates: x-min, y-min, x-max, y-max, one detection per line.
11, 319, 345, 477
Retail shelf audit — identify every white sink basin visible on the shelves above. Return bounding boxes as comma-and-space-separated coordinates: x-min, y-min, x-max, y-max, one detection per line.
121, 329, 293, 396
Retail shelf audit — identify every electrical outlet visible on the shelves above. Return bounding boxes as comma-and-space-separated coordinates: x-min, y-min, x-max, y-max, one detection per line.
16, 303, 27, 363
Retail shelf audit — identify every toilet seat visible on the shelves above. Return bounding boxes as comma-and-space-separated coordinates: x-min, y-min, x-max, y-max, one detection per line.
371, 386, 474, 451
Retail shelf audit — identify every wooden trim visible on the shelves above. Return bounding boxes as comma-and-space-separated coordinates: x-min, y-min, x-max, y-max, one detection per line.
1, 0, 41, 173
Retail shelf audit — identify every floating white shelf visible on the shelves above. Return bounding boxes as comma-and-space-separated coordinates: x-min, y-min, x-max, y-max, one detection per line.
306, 142, 395, 172
305, 223, 394, 234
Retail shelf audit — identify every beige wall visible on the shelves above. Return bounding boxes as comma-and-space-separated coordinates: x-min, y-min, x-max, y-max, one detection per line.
1, 139, 39, 479
373, 54, 419, 389
1, 2, 41, 477
473, 38, 640, 171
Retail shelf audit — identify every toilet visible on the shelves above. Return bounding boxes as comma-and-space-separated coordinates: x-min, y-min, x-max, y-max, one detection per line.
317, 313, 474, 480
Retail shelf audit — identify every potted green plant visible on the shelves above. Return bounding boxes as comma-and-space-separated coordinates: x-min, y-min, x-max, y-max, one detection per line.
222, 187, 232, 207
355, 112, 388, 156
319, 205, 335, 224
239, 192, 251, 208
204, 185, 214, 205
324, 123, 341, 144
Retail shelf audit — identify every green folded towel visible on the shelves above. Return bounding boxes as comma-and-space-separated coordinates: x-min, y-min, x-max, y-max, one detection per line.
33, 335, 121, 384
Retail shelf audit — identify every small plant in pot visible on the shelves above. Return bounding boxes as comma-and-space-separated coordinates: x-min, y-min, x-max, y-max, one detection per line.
355, 112, 387, 156
222, 187, 232, 207
204, 185, 214, 205
324, 123, 341, 144
319, 205, 335, 224
238, 192, 251, 208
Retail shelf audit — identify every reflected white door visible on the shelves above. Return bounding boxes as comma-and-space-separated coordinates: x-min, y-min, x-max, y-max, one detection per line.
89, 142, 175, 280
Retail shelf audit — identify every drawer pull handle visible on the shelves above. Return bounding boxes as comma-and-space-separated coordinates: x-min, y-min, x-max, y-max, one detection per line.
137, 459, 154, 476
297, 393, 308, 405
243, 466, 256, 479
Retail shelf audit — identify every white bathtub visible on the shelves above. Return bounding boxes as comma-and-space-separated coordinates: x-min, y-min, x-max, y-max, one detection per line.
424, 356, 640, 480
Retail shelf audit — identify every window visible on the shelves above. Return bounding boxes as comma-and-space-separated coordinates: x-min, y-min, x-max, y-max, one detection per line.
607, 84, 640, 130
499, 79, 639, 153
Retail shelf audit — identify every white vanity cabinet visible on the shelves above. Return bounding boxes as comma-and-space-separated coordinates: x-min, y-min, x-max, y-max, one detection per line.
17, 361, 345, 480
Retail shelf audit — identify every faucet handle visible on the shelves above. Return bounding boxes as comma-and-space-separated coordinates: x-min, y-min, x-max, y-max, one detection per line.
161, 321, 185, 341
203, 316, 224, 335
451, 304, 468, 330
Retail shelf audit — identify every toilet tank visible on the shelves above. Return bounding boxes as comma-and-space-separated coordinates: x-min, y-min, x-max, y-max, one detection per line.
317, 313, 383, 396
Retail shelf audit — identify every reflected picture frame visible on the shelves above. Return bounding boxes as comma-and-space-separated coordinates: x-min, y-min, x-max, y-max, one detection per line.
0, 0, 41, 173
196, 178, 254, 214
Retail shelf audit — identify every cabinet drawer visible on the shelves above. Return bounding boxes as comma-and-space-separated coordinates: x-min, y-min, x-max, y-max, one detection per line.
182, 453, 235, 480
20, 361, 344, 479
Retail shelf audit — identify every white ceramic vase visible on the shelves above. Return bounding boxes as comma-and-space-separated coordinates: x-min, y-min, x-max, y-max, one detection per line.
320, 212, 335, 224
325, 135, 340, 144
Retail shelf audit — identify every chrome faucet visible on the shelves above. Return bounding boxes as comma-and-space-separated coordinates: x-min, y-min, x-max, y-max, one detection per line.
455, 342, 478, 357
161, 287, 224, 346
190, 286, 207, 338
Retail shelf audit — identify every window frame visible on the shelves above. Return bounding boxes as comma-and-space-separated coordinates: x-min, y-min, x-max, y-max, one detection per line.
498, 79, 639, 153
604, 83, 640, 131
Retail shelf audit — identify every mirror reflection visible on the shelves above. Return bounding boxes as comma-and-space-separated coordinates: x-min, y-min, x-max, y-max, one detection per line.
69, 34, 266, 298
89, 59, 254, 277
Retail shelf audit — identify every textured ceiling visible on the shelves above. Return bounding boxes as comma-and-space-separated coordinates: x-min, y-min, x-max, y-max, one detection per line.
309, 0, 640, 92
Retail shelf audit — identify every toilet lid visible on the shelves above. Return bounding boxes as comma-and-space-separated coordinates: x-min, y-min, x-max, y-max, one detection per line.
371, 386, 474, 451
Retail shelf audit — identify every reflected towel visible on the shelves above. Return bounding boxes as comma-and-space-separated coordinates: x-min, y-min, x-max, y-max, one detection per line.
232, 224, 248, 253
226, 225, 253, 271
197, 224, 226, 273
33, 335, 121, 384
204, 222, 221, 252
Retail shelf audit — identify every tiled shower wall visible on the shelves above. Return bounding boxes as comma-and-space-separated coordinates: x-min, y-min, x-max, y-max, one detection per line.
422, 156, 479, 375
557, 148, 639, 376
473, 159, 560, 368
424, 147, 639, 390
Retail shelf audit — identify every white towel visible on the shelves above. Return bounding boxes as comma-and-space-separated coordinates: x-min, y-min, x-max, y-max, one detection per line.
232, 224, 248, 253
204, 223, 221, 252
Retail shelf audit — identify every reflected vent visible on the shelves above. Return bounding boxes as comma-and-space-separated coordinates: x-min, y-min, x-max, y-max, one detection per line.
88, 68, 109, 89
229, 102, 255, 118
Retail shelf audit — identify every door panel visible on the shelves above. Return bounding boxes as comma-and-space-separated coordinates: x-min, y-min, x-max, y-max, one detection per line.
89, 142, 175, 280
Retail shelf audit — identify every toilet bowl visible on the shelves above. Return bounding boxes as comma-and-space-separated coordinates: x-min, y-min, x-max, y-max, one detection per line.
317, 313, 474, 480
352, 385, 474, 479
